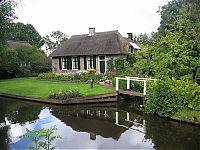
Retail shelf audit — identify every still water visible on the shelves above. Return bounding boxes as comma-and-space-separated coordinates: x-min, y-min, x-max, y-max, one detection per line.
0, 96, 200, 149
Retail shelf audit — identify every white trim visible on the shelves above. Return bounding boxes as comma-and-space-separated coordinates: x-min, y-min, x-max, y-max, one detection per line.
87, 56, 94, 70
98, 55, 106, 74
72, 56, 78, 70
61, 57, 67, 70
129, 42, 141, 49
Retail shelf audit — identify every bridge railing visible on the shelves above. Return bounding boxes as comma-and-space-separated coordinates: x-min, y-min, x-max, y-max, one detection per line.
115, 76, 159, 96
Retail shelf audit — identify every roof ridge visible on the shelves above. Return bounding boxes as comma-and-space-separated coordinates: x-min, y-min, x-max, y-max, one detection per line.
71, 30, 119, 38
8, 40, 29, 43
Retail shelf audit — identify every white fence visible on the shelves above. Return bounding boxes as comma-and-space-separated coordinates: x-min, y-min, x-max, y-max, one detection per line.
115, 76, 158, 96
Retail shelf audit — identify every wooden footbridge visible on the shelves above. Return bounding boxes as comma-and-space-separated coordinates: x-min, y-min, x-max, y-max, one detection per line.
115, 76, 158, 98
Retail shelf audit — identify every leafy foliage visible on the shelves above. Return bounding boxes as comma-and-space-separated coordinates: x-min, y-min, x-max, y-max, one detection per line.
48, 89, 82, 100
145, 78, 200, 117
42, 31, 68, 54
114, 56, 126, 75
8, 22, 43, 48
0, 47, 51, 79
112, 78, 144, 92
20, 126, 61, 150
107, 58, 115, 72
0, 0, 17, 50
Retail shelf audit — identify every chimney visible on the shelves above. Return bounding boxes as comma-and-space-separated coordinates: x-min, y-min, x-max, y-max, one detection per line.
127, 33, 133, 40
89, 28, 95, 36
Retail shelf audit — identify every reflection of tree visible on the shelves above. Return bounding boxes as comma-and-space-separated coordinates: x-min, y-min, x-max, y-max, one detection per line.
0, 97, 42, 124
0, 97, 43, 149
0, 126, 10, 150
5, 105, 42, 124
144, 115, 200, 150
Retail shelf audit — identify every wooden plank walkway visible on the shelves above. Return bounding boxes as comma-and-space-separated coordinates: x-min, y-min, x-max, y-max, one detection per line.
118, 90, 144, 97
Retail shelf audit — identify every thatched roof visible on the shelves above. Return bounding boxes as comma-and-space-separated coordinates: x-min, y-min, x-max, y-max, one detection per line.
56, 115, 127, 140
49, 30, 130, 57
7, 40, 32, 49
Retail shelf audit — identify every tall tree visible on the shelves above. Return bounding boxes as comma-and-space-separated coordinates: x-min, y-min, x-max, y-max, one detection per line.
158, 0, 200, 80
126, 0, 200, 81
0, 0, 16, 49
43, 30, 68, 54
8, 22, 43, 48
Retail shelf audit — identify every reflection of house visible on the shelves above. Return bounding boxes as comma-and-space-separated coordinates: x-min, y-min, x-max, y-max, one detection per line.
7, 40, 32, 49
53, 109, 127, 140
52, 108, 144, 140
49, 28, 141, 74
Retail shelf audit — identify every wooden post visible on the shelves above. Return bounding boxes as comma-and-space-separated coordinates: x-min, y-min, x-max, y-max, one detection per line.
127, 77, 130, 90
115, 112, 119, 124
126, 112, 130, 121
104, 110, 107, 119
116, 77, 119, 92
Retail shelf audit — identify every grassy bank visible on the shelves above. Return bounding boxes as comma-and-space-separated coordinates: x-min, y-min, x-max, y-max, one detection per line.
172, 109, 200, 124
0, 77, 112, 98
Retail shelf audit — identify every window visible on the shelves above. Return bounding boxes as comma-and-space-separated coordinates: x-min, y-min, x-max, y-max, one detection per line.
87, 56, 93, 69
72, 57, 78, 70
62, 57, 67, 70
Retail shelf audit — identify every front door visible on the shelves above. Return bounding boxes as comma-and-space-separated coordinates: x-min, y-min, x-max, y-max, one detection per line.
99, 56, 105, 74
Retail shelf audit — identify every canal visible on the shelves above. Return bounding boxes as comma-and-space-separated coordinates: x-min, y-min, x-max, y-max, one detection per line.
0, 96, 200, 149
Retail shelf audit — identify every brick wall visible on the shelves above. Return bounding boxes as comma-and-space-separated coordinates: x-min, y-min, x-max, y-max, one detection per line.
52, 54, 124, 74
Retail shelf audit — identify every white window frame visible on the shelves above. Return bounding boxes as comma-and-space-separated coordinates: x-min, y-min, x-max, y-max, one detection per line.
61, 57, 67, 70
87, 56, 93, 70
72, 56, 78, 70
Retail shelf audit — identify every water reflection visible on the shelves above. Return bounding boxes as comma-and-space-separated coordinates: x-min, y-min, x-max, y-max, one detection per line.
0, 97, 200, 149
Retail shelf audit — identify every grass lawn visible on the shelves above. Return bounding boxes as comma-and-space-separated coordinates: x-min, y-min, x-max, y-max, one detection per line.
0, 77, 112, 98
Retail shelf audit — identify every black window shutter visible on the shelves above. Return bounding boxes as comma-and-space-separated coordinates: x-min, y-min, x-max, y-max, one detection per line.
78, 56, 80, 70
67, 56, 72, 69
93, 56, 96, 69
84, 56, 87, 70
59, 57, 62, 69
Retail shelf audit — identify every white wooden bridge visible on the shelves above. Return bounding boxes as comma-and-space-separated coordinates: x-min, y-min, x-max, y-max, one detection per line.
115, 76, 158, 97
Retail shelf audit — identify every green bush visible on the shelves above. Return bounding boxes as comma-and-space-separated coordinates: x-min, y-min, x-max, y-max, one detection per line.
112, 78, 127, 90
38, 73, 45, 79
38, 72, 108, 83
95, 73, 104, 81
107, 58, 115, 72
105, 72, 116, 79
48, 89, 82, 100
38, 73, 56, 80
80, 72, 106, 83
115, 56, 126, 75
80, 72, 90, 82
73, 73, 81, 80
145, 78, 200, 117
38, 73, 73, 81
131, 81, 144, 93
112, 78, 144, 92
57, 74, 72, 81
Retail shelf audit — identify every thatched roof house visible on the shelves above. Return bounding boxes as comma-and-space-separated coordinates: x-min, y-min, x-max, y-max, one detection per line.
7, 40, 32, 49
49, 28, 140, 74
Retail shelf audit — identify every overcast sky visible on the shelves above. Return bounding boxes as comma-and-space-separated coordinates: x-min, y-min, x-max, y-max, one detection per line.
15, 0, 169, 37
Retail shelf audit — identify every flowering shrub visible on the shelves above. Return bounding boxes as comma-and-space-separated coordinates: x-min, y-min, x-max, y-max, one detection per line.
38, 73, 72, 81
48, 89, 82, 100
38, 72, 111, 84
